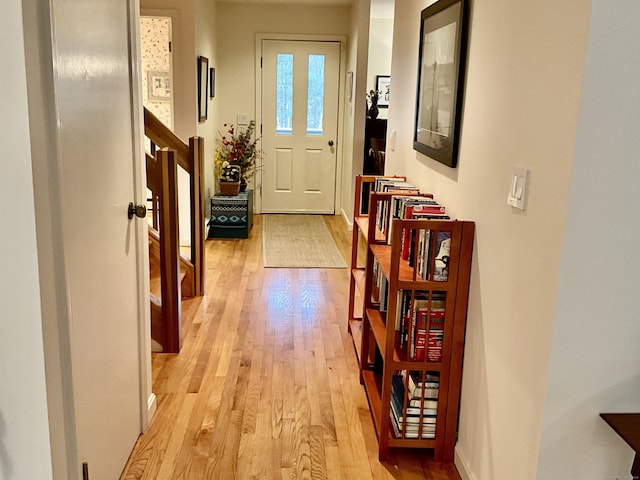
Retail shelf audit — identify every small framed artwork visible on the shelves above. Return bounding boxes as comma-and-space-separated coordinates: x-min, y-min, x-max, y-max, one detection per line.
209, 67, 216, 98
147, 71, 171, 102
197, 56, 208, 122
376, 75, 390, 108
414, 0, 469, 168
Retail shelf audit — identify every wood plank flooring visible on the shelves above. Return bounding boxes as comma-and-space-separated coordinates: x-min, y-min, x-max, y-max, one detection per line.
121, 214, 462, 480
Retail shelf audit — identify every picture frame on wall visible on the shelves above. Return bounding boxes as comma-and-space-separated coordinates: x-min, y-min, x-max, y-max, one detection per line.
197, 56, 208, 122
376, 75, 390, 108
147, 71, 171, 102
414, 0, 469, 168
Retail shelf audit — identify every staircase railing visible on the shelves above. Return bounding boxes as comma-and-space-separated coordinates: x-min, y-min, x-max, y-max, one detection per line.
144, 107, 205, 353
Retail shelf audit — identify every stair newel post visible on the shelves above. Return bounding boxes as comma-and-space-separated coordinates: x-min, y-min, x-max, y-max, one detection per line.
189, 136, 205, 296
158, 147, 182, 353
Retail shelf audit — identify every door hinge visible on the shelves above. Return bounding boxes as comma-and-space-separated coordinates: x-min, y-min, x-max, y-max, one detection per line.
82, 462, 89, 480
260, 57, 263, 68
169, 41, 172, 52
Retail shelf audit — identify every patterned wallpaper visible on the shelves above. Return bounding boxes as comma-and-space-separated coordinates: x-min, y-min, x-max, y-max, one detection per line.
141, 17, 173, 129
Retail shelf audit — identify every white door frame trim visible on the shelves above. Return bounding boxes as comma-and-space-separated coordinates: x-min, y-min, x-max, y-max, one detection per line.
128, 0, 156, 429
254, 33, 347, 215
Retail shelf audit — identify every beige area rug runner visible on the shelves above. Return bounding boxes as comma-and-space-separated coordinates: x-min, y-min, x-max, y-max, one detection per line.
262, 215, 347, 268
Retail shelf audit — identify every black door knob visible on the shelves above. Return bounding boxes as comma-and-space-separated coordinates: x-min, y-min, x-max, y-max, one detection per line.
328, 140, 334, 147
128, 202, 147, 219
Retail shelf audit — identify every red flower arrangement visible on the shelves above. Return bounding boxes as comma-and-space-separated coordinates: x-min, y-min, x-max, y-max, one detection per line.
214, 120, 261, 183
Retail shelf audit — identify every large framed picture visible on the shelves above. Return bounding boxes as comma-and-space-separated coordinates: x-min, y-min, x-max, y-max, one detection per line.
197, 56, 208, 122
414, 0, 469, 168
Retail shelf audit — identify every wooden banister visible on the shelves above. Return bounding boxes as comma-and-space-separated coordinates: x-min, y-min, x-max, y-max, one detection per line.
189, 136, 205, 295
146, 152, 162, 193
143, 106, 205, 353
157, 148, 182, 353
144, 108, 191, 172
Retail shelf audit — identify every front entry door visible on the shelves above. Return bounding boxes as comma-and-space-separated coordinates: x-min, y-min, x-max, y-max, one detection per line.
49, 0, 145, 477
261, 40, 341, 213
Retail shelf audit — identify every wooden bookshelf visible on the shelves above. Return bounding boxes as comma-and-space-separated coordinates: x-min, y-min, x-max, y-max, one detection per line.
347, 175, 405, 364
347, 175, 475, 462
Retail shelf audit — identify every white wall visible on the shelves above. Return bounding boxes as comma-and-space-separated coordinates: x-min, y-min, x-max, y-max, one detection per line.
366, 17, 393, 120
216, 2, 351, 207
387, 0, 592, 478
141, 0, 197, 141
537, 1, 640, 478
0, 2, 54, 479
195, 0, 220, 202
141, 0, 197, 246
340, 0, 370, 222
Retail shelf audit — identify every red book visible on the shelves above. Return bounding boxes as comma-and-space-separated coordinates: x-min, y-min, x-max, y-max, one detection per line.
426, 309, 445, 362
414, 309, 428, 361
401, 203, 446, 261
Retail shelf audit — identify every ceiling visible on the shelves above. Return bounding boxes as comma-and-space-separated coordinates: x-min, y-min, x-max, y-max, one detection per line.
216, 0, 395, 18
216, 0, 352, 5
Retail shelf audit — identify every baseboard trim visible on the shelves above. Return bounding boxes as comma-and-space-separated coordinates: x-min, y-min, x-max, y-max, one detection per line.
455, 448, 475, 480
340, 207, 352, 230
147, 392, 157, 423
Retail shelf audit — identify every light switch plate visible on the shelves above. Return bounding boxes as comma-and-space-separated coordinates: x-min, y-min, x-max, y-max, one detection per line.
507, 165, 529, 210
237, 113, 249, 126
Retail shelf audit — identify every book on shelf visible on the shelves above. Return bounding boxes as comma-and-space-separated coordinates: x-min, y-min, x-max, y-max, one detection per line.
408, 227, 453, 282
389, 375, 438, 439
396, 290, 411, 343
387, 195, 436, 245
414, 308, 428, 361
372, 179, 419, 236
427, 328, 444, 362
409, 291, 430, 359
427, 295, 445, 362
379, 274, 390, 313
389, 410, 436, 439
371, 257, 381, 304
400, 203, 447, 260
432, 231, 452, 281
402, 370, 440, 399
395, 291, 446, 362
391, 375, 438, 417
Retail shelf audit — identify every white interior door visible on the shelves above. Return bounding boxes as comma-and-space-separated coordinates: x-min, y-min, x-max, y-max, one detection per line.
261, 40, 341, 213
50, 0, 145, 477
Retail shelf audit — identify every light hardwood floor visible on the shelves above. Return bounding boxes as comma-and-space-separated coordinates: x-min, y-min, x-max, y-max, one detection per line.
121, 214, 462, 480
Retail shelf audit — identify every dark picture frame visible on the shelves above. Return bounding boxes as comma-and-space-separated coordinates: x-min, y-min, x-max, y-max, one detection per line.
376, 75, 390, 108
197, 56, 208, 122
414, 0, 469, 168
209, 67, 216, 98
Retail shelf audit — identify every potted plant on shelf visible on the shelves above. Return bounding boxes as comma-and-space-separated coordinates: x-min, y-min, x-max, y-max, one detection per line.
214, 120, 261, 194
218, 161, 241, 196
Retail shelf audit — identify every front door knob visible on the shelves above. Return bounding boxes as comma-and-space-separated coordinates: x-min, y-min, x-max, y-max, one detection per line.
328, 140, 334, 147
128, 202, 147, 219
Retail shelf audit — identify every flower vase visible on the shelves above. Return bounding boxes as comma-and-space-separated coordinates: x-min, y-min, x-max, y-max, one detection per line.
368, 104, 379, 120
